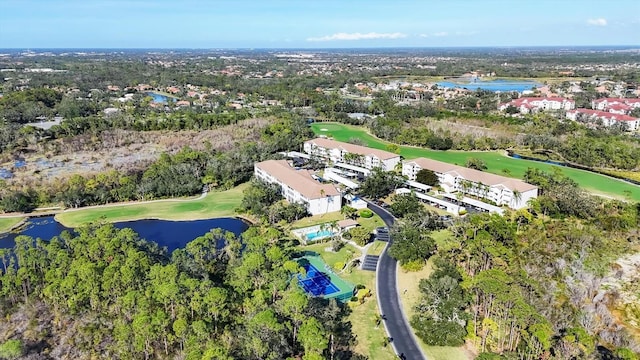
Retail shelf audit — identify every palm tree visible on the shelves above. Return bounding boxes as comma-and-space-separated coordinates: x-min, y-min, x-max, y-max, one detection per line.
511, 190, 522, 209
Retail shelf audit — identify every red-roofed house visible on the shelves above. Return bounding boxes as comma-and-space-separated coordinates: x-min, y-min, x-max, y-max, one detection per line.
567, 109, 640, 131
591, 98, 640, 114
499, 97, 575, 114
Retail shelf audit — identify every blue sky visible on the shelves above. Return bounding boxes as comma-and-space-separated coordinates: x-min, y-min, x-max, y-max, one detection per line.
0, 0, 638, 48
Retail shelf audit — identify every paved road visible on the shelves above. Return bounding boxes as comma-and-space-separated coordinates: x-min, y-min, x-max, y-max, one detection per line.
368, 201, 426, 360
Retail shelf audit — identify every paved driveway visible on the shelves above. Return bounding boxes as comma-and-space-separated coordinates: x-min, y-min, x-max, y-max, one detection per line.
368, 201, 426, 360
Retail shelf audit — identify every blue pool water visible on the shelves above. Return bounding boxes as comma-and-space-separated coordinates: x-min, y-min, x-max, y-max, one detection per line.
436, 79, 541, 92
305, 229, 335, 241
298, 262, 339, 296
146, 92, 177, 103
0, 216, 248, 252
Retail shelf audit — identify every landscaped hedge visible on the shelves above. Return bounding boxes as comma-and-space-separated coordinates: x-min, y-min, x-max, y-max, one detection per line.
359, 209, 374, 218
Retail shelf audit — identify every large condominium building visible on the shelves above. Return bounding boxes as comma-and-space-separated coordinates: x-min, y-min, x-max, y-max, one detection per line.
499, 97, 575, 114
591, 98, 640, 114
303, 137, 401, 171
254, 160, 341, 215
402, 158, 538, 210
566, 109, 640, 131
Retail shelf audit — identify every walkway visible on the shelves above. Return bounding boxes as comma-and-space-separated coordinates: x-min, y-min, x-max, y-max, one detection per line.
367, 201, 426, 360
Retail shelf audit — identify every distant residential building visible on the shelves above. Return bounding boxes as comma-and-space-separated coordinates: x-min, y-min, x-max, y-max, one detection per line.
591, 98, 640, 114
402, 158, 538, 210
566, 109, 640, 131
499, 97, 575, 114
254, 160, 341, 215
303, 138, 401, 171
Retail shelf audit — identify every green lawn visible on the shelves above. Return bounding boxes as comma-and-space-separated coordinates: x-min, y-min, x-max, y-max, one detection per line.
300, 242, 360, 270
55, 183, 248, 227
0, 217, 25, 233
312, 122, 640, 201
367, 240, 387, 256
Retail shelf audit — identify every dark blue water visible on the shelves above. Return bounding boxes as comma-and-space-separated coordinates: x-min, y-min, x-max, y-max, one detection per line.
436, 79, 541, 92
0, 216, 248, 252
146, 92, 177, 103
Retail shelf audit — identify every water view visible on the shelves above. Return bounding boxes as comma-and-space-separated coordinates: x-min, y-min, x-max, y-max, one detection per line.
0, 216, 249, 252
146, 92, 177, 103
436, 78, 541, 92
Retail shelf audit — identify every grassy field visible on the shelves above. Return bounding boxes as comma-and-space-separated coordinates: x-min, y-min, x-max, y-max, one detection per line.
0, 217, 25, 233
56, 183, 248, 227
311, 122, 640, 201
367, 240, 387, 256
298, 243, 397, 359
397, 256, 472, 360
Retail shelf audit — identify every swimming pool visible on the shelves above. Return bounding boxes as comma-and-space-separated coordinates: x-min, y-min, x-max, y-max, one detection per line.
291, 224, 337, 243
305, 229, 334, 241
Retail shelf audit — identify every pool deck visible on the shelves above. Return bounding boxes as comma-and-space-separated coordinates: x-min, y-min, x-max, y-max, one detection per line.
291, 223, 338, 243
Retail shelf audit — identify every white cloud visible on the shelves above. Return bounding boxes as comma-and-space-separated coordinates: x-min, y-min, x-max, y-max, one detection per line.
587, 18, 607, 26
306, 32, 407, 42
419, 31, 454, 38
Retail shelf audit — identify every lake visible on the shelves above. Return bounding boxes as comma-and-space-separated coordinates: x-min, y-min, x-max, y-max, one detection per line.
0, 216, 249, 252
436, 79, 541, 92
146, 92, 177, 103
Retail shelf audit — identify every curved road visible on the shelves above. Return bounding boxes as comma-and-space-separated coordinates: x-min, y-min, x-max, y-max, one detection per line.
368, 201, 426, 360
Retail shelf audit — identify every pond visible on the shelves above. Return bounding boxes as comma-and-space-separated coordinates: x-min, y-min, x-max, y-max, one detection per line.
146, 92, 177, 103
436, 78, 541, 92
0, 216, 249, 252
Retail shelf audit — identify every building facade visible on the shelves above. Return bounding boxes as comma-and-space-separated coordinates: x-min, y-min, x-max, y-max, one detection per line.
566, 109, 640, 131
499, 97, 575, 114
402, 158, 538, 210
592, 98, 640, 114
254, 160, 342, 215
303, 138, 401, 171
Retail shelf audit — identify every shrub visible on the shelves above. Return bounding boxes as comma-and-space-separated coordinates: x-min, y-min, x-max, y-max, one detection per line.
401, 259, 425, 272
0, 340, 24, 360
359, 209, 373, 218
458, 209, 467, 216
348, 227, 372, 246
355, 284, 366, 290
350, 296, 359, 302
331, 239, 345, 252
334, 261, 345, 271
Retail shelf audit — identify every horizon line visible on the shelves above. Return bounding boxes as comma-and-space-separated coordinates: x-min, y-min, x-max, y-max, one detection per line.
1, 45, 640, 51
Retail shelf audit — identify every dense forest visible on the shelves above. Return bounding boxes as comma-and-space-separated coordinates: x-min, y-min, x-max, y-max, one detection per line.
0, 223, 363, 359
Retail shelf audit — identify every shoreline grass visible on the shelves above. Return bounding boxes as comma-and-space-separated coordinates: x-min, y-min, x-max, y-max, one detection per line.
55, 183, 248, 227
311, 122, 640, 201
0, 217, 25, 233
